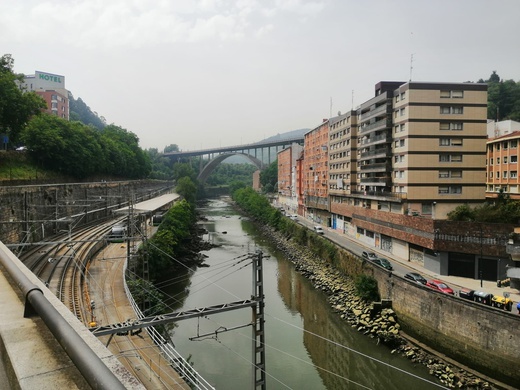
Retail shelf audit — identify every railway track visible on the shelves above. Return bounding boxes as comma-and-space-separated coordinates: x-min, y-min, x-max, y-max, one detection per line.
18, 217, 126, 324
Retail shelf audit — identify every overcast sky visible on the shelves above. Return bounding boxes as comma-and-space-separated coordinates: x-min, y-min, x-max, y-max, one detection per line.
2, 0, 519, 151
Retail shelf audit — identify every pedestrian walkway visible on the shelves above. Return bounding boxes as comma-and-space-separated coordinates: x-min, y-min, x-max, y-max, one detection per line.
297, 217, 520, 311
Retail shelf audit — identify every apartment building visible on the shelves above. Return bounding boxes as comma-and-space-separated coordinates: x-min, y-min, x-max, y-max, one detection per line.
277, 143, 303, 213
303, 120, 329, 224
486, 130, 520, 199
328, 111, 357, 233
311, 81, 511, 279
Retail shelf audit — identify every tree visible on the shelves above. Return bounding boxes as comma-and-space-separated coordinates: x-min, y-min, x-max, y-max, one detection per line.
0, 54, 46, 145
484, 71, 520, 121
164, 144, 179, 153
176, 176, 197, 204
260, 160, 278, 193
172, 162, 197, 182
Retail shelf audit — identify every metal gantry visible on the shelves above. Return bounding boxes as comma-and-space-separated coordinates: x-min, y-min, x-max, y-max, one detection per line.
91, 251, 267, 389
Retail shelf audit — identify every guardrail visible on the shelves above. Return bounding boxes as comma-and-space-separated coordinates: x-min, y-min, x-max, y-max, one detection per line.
0, 241, 126, 390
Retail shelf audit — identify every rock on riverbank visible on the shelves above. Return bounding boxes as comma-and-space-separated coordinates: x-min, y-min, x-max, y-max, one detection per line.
256, 223, 494, 389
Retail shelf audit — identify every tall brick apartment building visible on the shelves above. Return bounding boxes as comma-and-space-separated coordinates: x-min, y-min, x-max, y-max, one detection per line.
280, 80, 514, 280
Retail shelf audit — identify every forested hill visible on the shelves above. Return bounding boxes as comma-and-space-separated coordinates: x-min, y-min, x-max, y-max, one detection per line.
68, 92, 106, 130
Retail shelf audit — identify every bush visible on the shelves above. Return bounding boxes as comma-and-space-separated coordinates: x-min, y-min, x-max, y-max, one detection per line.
354, 274, 380, 302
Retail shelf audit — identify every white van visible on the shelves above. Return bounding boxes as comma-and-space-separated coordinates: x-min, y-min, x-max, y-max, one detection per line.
313, 226, 324, 235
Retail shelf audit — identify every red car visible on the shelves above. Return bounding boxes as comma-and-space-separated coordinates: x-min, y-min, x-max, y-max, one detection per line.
426, 279, 454, 295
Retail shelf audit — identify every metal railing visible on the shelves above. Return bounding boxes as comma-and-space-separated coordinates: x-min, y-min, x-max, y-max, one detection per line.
0, 241, 126, 390
122, 262, 215, 390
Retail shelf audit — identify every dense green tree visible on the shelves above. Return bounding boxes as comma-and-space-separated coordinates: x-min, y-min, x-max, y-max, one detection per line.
172, 162, 197, 182
68, 92, 106, 129
164, 144, 179, 153
176, 176, 197, 204
260, 160, 278, 193
21, 114, 151, 179
0, 54, 46, 145
100, 124, 151, 178
146, 148, 174, 180
481, 71, 520, 121
205, 163, 257, 187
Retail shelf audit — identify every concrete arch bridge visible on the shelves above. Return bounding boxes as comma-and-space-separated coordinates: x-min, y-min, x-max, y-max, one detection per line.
165, 135, 304, 184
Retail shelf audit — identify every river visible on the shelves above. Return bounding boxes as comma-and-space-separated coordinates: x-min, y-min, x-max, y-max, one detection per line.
162, 198, 442, 390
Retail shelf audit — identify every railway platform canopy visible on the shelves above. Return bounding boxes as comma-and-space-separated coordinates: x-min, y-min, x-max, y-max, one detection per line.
113, 193, 180, 215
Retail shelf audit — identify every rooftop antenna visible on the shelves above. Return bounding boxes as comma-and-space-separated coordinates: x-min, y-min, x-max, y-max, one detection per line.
330, 97, 332, 118
409, 53, 414, 81
351, 90, 354, 110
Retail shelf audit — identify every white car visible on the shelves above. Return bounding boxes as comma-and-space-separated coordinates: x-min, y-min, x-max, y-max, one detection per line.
313, 226, 324, 234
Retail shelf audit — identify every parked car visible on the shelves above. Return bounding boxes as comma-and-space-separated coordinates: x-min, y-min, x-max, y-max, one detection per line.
289, 214, 298, 220
473, 291, 493, 305
404, 272, 427, 285
313, 226, 324, 235
425, 279, 454, 295
491, 294, 513, 311
362, 251, 377, 260
459, 288, 475, 300
371, 257, 393, 271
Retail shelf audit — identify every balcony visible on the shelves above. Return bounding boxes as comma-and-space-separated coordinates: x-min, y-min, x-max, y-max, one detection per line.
360, 147, 391, 159
359, 133, 392, 146
358, 103, 389, 121
359, 162, 392, 172
351, 189, 407, 201
360, 176, 391, 186
358, 118, 390, 134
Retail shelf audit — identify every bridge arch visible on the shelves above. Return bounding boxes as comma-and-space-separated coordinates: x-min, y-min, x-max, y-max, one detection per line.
197, 153, 264, 183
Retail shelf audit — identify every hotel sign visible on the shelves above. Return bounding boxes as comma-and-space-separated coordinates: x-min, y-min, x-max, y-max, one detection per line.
35, 71, 65, 89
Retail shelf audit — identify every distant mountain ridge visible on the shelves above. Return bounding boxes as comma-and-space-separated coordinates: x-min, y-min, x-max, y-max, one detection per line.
258, 128, 308, 144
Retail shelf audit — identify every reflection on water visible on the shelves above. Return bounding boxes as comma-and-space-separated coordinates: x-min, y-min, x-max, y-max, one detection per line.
162, 198, 440, 389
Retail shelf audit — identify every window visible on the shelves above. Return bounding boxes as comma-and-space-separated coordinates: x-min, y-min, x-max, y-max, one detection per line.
496, 144, 501, 151
451, 122, 463, 130
439, 154, 450, 162
452, 106, 463, 114
503, 141, 508, 150
490, 158, 494, 165
440, 122, 450, 130
489, 172, 493, 178
451, 170, 462, 178
400, 108, 405, 116
395, 95, 400, 102
439, 170, 462, 178
451, 154, 462, 162
401, 92, 405, 100
438, 186, 462, 194
439, 170, 449, 178
451, 90, 464, 98
497, 157, 501, 164
503, 171, 508, 178
511, 140, 518, 148
440, 138, 450, 146
440, 106, 451, 114
511, 156, 518, 163
440, 90, 464, 98
504, 156, 508, 164
451, 138, 463, 146
511, 171, 517, 178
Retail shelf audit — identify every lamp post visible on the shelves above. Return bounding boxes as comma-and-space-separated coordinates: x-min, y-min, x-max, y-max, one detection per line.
480, 223, 483, 288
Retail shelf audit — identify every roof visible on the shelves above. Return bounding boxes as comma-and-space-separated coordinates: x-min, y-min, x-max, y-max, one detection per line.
114, 193, 180, 214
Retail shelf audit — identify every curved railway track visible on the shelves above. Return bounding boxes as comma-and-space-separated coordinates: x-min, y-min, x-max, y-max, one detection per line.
18, 217, 127, 324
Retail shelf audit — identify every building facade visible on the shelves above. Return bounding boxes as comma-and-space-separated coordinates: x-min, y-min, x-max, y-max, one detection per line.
277, 143, 303, 213
486, 131, 520, 199
290, 81, 511, 280
303, 120, 329, 224
20, 71, 70, 120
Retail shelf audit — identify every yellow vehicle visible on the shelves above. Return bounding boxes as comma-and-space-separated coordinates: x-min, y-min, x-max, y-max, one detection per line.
491, 294, 513, 311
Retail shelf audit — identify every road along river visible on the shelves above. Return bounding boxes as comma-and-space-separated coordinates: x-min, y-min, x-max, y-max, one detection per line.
161, 198, 443, 390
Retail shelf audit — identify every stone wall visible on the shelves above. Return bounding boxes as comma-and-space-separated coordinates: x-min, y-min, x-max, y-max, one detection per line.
366, 265, 520, 388
0, 180, 174, 244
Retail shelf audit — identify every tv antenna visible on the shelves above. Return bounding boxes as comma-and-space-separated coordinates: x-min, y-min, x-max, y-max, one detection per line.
409, 53, 414, 81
